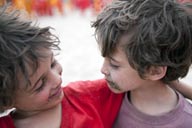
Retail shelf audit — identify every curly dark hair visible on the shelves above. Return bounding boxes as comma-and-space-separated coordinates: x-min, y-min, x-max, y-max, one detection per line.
92, 0, 192, 83
0, 5, 60, 112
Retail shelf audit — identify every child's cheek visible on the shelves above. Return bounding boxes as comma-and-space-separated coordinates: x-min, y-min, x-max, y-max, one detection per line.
37, 91, 50, 102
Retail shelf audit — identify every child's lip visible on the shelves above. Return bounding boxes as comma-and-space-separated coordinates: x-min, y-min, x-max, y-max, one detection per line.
49, 85, 62, 99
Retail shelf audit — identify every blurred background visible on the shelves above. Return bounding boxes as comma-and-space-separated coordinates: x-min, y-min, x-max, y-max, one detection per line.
0, 0, 192, 86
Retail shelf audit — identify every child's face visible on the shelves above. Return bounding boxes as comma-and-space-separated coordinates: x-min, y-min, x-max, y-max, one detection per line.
13, 49, 64, 112
101, 46, 148, 93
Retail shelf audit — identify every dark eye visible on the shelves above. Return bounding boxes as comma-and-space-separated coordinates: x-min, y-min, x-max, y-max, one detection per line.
51, 60, 57, 68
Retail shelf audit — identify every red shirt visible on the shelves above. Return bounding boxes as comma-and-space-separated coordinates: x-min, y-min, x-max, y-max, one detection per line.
0, 79, 124, 128
0, 115, 15, 128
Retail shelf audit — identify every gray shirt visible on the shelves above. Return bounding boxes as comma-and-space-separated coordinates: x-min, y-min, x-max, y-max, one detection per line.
113, 91, 192, 128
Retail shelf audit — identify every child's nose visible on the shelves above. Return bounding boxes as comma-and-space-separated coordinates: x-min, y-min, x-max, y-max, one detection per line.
100, 59, 109, 76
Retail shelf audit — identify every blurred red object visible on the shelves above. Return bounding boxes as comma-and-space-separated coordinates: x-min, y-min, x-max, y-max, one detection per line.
178, 0, 192, 2
74, 0, 91, 12
32, 0, 53, 16
49, 0, 64, 15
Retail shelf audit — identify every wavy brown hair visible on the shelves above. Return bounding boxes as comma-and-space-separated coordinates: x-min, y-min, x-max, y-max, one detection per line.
0, 4, 60, 112
92, 0, 192, 83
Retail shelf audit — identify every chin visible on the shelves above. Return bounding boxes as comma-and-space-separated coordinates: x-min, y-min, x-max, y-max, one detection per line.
107, 84, 123, 94
49, 90, 64, 107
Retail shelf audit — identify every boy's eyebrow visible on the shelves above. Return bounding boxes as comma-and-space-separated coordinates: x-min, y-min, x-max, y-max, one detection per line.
109, 55, 118, 63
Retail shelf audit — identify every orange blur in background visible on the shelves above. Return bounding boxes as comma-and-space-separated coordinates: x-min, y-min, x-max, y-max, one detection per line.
1, 0, 113, 17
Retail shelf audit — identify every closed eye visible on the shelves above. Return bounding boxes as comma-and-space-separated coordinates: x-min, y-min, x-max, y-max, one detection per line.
35, 78, 46, 92
110, 63, 119, 69
51, 59, 58, 68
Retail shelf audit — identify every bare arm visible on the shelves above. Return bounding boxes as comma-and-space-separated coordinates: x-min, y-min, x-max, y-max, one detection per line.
170, 80, 192, 100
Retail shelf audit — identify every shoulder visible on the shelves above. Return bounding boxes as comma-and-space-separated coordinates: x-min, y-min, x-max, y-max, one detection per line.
182, 98, 192, 115
63, 79, 111, 96
60, 79, 124, 128
0, 115, 15, 128
62, 78, 124, 114
173, 92, 192, 127
63, 79, 124, 102
177, 91, 192, 117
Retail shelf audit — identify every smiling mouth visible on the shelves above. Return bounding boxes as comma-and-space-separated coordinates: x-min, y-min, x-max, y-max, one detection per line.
49, 86, 62, 100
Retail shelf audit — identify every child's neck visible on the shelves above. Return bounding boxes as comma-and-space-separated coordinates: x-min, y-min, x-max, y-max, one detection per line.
129, 83, 178, 116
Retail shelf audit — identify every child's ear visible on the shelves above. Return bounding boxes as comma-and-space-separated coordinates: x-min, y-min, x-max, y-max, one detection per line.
146, 66, 167, 80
